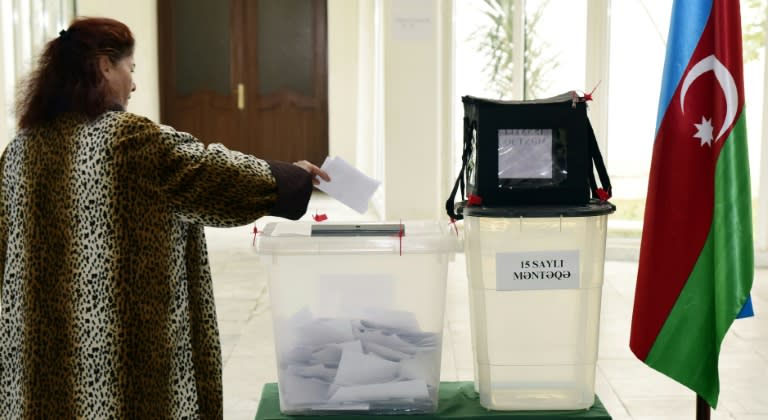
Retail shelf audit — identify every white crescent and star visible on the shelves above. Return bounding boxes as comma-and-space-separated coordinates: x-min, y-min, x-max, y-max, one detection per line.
679, 54, 738, 147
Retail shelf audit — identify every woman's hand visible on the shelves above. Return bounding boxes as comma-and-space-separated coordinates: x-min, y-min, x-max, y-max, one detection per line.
293, 160, 331, 185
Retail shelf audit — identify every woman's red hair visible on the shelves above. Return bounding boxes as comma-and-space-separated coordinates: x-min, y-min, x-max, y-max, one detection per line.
15, 17, 135, 129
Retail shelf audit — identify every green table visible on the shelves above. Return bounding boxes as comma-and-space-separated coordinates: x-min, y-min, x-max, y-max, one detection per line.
254, 382, 612, 419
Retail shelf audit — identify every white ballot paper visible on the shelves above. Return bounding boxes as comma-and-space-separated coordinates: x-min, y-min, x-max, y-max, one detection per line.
316, 156, 381, 214
275, 308, 440, 413
329, 379, 430, 403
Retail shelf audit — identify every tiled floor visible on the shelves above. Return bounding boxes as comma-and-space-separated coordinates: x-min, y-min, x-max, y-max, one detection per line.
207, 193, 768, 419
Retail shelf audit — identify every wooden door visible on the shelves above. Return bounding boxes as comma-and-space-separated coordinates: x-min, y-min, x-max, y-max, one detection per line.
241, 0, 328, 165
157, 0, 328, 164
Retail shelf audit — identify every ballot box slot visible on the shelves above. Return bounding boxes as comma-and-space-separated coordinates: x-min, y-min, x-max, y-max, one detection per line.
311, 224, 405, 237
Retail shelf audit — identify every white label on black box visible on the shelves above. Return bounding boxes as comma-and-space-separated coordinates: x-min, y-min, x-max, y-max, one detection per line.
496, 250, 579, 290
498, 129, 553, 179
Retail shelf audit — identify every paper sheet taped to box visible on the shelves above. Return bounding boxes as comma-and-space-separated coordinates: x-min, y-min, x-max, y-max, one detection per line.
498, 129, 553, 179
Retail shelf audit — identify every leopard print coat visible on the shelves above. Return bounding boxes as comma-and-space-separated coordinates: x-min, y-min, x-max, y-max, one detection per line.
0, 111, 313, 418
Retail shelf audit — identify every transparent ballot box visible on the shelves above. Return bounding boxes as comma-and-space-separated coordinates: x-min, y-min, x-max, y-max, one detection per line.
463, 203, 614, 410
254, 221, 459, 415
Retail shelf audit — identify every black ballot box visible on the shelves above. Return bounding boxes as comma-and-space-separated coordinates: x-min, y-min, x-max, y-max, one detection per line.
446, 92, 611, 221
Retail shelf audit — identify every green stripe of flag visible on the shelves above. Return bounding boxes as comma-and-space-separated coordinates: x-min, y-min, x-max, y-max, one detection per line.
644, 114, 753, 408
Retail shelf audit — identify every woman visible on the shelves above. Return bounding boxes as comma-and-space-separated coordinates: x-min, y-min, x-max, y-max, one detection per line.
0, 17, 328, 418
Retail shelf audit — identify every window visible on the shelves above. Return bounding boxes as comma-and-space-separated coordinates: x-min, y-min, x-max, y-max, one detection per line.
0, 0, 74, 146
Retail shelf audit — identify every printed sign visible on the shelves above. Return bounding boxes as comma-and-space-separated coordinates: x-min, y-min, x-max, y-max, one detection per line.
497, 128, 553, 179
392, 0, 434, 41
496, 250, 579, 290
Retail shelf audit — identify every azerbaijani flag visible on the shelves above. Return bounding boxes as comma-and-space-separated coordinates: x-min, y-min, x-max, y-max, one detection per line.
629, 0, 754, 409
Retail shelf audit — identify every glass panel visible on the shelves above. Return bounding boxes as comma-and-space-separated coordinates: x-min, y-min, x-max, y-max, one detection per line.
607, 1, 670, 212
257, 0, 313, 96
454, 0, 586, 101
522, 0, 586, 99
175, 0, 230, 96
455, 0, 517, 101
1, 0, 74, 144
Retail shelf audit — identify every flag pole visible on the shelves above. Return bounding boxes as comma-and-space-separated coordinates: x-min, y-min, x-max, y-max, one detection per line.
696, 395, 710, 420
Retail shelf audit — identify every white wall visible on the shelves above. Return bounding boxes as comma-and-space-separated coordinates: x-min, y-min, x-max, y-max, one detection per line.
76, 0, 160, 122
327, 0, 358, 166
379, 0, 453, 220
328, 0, 381, 215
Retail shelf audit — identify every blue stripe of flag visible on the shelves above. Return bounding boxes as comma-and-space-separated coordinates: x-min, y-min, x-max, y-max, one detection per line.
737, 296, 754, 318
656, 0, 712, 132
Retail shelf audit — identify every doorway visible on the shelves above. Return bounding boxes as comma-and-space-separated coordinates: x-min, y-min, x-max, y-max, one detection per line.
157, 0, 328, 165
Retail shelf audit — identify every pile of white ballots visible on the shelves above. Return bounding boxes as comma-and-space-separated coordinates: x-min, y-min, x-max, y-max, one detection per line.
274, 308, 441, 412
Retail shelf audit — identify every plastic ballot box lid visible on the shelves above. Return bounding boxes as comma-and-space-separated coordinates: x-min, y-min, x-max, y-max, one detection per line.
255, 220, 462, 255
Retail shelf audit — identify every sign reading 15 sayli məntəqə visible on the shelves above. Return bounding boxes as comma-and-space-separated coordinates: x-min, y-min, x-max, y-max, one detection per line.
496, 250, 580, 291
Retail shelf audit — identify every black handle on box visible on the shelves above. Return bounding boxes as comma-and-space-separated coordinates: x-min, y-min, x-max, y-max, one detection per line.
310, 224, 406, 237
